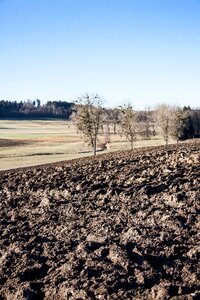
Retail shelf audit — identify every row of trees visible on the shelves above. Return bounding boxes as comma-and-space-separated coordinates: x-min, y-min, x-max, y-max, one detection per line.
0, 100, 74, 119
156, 104, 199, 144
73, 94, 200, 155
1, 96, 199, 155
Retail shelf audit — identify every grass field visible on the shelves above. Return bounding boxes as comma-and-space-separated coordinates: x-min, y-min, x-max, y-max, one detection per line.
0, 120, 171, 170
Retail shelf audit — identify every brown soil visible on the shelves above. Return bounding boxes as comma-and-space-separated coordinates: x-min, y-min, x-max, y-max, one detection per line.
0, 142, 199, 300
0, 139, 30, 148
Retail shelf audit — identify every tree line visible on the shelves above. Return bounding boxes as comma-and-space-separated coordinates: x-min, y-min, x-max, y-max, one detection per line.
0, 100, 74, 119
1, 96, 199, 156
73, 94, 200, 156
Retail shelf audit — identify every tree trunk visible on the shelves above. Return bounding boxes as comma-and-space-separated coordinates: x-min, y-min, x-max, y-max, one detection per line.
113, 123, 116, 134
107, 124, 110, 134
101, 125, 104, 134
93, 138, 97, 156
131, 137, 134, 150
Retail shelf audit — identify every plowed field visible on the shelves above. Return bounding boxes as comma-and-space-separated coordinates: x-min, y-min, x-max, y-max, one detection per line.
0, 142, 199, 299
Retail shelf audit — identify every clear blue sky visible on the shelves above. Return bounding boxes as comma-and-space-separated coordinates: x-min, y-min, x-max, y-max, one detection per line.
0, 0, 200, 109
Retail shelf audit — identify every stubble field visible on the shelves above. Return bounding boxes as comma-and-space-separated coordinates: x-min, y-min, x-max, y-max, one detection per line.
0, 120, 169, 171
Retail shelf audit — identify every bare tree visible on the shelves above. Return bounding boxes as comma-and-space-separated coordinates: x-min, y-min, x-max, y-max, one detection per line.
109, 108, 120, 134
170, 107, 187, 143
155, 104, 172, 145
136, 107, 155, 139
75, 94, 103, 156
120, 103, 137, 150
191, 109, 200, 137
156, 104, 198, 144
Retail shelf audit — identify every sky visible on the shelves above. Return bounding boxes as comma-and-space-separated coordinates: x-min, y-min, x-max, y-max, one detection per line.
0, 0, 200, 109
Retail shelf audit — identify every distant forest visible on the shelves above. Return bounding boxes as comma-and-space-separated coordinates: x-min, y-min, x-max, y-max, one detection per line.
0, 100, 74, 119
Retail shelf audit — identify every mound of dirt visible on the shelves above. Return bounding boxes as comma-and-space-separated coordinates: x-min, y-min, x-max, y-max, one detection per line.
0, 142, 199, 299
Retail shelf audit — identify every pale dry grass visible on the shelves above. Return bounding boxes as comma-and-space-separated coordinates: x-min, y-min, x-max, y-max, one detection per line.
0, 120, 171, 170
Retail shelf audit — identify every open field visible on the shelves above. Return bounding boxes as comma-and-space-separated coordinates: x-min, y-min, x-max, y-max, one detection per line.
0, 120, 171, 170
0, 142, 199, 299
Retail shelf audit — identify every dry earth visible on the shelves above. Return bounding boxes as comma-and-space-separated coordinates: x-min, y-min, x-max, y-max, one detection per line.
0, 139, 30, 148
0, 142, 199, 300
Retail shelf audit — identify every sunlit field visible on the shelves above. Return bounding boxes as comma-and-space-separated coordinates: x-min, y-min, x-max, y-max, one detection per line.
0, 120, 171, 170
